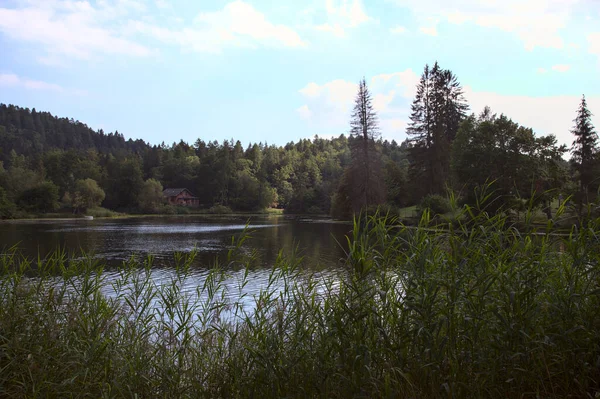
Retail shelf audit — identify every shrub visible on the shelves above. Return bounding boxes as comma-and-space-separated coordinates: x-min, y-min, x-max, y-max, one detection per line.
85, 206, 120, 218
306, 205, 323, 215
0, 187, 16, 219
418, 194, 451, 216
175, 206, 191, 215
17, 181, 59, 213
208, 204, 232, 214
160, 204, 177, 215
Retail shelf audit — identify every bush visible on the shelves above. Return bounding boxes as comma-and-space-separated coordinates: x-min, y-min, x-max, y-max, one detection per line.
175, 206, 191, 215
17, 181, 60, 213
0, 187, 17, 219
418, 194, 451, 216
208, 204, 233, 214
160, 204, 177, 215
85, 207, 120, 218
306, 205, 324, 215
64, 178, 105, 212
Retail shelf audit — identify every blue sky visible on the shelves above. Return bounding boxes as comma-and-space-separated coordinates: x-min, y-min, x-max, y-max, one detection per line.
0, 0, 599, 148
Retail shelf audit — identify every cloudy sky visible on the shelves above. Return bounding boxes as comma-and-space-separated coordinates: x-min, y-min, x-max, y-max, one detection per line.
1, 0, 599, 147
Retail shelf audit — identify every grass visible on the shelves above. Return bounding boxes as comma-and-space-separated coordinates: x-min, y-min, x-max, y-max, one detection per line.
1, 199, 600, 397
397, 205, 418, 219
85, 206, 123, 218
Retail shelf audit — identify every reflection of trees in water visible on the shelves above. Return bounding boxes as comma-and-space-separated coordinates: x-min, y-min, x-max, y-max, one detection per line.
1, 217, 351, 271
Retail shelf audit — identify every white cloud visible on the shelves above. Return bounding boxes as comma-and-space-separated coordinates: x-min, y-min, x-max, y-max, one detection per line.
297, 70, 418, 139
390, 0, 578, 50
297, 79, 358, 127
194, 1, 307, 48
297, 69, 600, 146
299, 82, 324, 97
0, 0, 306, 62
371, 69, 420, 98
310, 0, 374, 37
589, 32, 600, 56
0, 72, 85, 95
0, 73, 20, 86
390, 25, 407, 34
0, 73, 63, 91
155, 0, 170, 10
373, 90, 397, 113
419, 25, 438, 36
129, 1, 307, 53
296, 105, 312, 120
0, 1, 153, 61
464, 87, 600, 147
315, 23, 345, 37
325, 0, 372, 27
380, 118, 408, 135
551, 64, 571, 72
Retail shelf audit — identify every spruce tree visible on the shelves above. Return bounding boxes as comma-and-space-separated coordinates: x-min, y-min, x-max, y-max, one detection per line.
407, 62, 468, 197
570, 95, 598, 205
337, 78, 385, 213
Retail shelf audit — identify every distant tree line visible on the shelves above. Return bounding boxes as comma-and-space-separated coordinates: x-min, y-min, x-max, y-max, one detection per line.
333, 63, 597, 220
0, 63, 597, 219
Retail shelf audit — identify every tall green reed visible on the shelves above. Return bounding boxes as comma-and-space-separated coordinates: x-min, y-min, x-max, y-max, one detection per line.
1, 202, 600, 398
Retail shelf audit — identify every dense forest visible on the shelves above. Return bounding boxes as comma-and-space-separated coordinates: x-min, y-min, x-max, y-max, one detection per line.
0, 62, 598, 219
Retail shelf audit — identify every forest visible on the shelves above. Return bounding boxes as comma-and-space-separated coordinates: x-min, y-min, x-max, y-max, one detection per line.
0, 62, 597, 220
3, 63, 600, 398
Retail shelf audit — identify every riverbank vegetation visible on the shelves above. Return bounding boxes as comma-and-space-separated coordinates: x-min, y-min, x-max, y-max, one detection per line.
1, 203, 600, 397
1, 62, 597, 221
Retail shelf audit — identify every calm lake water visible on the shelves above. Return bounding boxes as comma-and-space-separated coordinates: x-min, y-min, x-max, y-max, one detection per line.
1, 215, 354, 320
0, 215, 353, 270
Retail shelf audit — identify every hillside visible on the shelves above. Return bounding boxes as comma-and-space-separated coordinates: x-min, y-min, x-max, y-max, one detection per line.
0, 104, 149, 163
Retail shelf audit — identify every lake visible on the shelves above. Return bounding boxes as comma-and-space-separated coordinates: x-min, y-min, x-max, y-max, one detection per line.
0, 215, 354, 321
0, 215, 353, 269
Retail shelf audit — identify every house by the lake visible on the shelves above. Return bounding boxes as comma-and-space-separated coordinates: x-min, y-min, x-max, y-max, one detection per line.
163, 188, 200, 207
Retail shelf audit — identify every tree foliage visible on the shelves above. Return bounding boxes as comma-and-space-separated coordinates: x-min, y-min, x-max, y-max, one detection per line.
17, 181, 60, 213
0, 78, 596, 221
64, 178, 105, 213
407, 62, 468, 198
138, 178, 165, 213
335, 79, 386, 216
570, 95, 599, 206
452, 108, 567, 214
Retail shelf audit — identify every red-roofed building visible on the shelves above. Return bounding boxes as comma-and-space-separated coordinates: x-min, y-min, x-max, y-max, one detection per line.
163, 188, 200, 207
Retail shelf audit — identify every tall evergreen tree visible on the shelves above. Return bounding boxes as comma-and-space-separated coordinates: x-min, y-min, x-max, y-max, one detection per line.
570, 95, 599, 206
407, 62, 468, 197
340, 78, 385, 213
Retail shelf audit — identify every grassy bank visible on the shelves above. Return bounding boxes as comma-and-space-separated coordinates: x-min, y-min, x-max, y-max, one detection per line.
1, 205, 600, 397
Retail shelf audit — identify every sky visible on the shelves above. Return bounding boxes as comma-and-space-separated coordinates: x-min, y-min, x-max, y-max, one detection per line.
0, 0, 599, 148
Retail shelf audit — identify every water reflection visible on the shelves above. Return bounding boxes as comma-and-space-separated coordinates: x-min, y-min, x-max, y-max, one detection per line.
0, 215, 352, 270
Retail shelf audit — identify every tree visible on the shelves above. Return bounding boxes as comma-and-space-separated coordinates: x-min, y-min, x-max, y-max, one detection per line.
17, 181, 60, 213
452, 108, 567, 215
570, 95, 599, 207
336, 78, 385, 214
0, 187, 16, 219
104, 156, 144, 210
64, 178, 105, 213
138, 178, 164, 213
407, 62, 468, 198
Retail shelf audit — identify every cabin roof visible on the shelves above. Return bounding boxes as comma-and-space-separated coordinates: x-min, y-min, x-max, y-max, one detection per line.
163, 188, 193, 197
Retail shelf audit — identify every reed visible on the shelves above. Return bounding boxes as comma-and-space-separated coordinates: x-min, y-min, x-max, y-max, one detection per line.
1, 200, 600, 398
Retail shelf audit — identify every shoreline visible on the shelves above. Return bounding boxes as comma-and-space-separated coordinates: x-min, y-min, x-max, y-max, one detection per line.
0, 210, 338, 223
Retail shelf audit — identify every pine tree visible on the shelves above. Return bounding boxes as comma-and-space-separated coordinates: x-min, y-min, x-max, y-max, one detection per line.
407, 62, 468, 197
338, 78, 385, 213
570, 95, 598, 205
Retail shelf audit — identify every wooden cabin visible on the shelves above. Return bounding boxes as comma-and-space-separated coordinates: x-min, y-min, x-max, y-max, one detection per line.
163, 188, 200, 207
